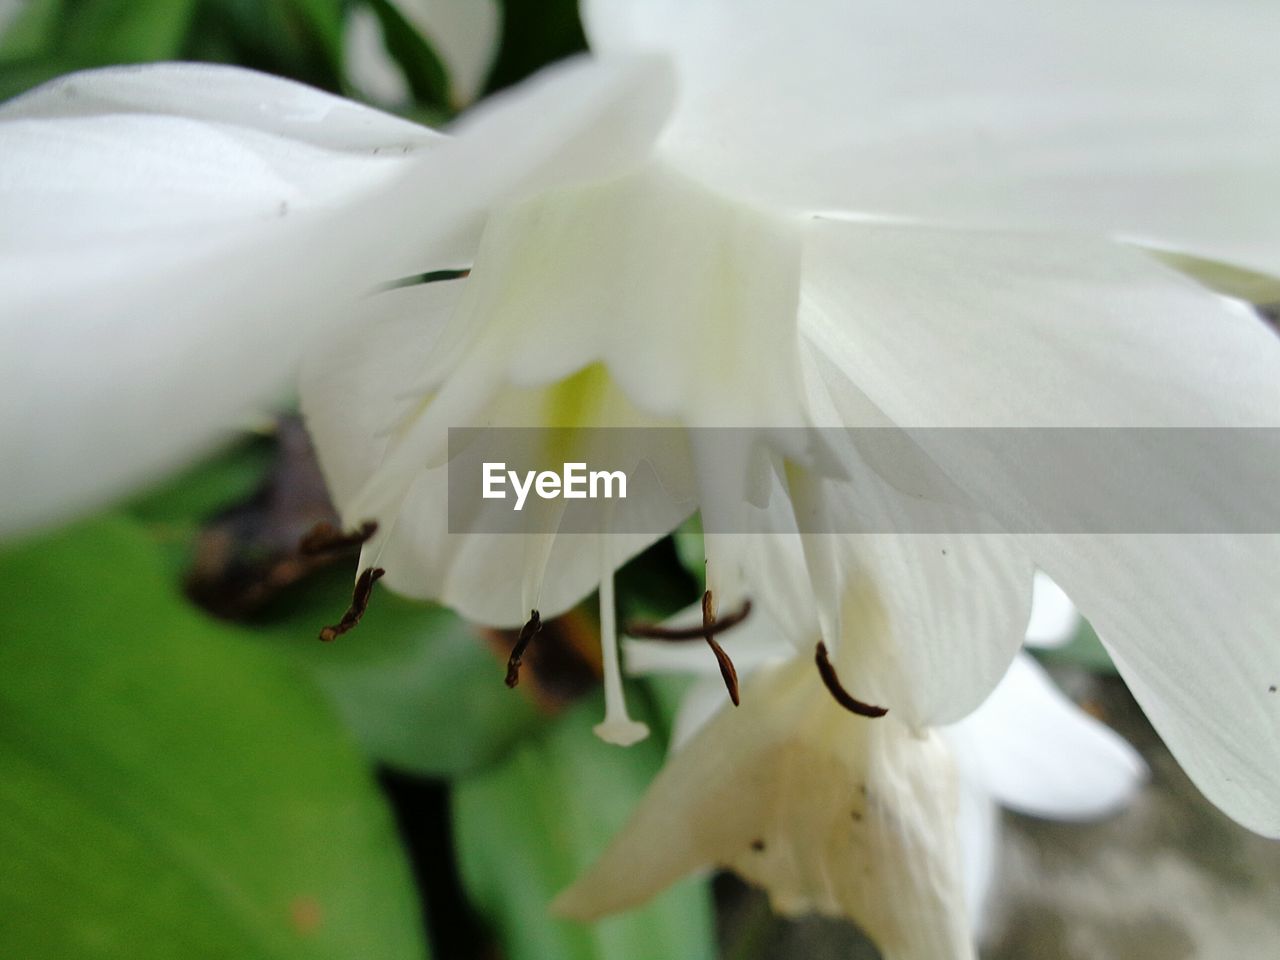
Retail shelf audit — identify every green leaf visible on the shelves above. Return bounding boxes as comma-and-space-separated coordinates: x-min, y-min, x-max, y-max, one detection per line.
453, 693, 717, 960
189, 0, 345, 91
61, 0, 198, 63
0, 0, 196, 101
0, 517, 429, 960
280, 0, 344, 66
267, 567, 548, 778
486, 0, 587, 94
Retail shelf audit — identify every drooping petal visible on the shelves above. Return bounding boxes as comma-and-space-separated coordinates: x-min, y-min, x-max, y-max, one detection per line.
1035, 535, 1280, 836
948, 653, 1147, 821
796, 351, 1037, 727
1, 55, 673, 537
803, 219, 1280, 834
586, 0, 1280, 272
555, 655, 975, 960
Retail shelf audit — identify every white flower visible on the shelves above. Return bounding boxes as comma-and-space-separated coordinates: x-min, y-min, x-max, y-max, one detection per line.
556, 576, 1146, 960
2, 1, 1279, 827
300, 0, 1280, 776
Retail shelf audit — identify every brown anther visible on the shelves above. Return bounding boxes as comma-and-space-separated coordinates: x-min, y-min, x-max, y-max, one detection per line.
299, 520, 378, 557
624, 591, 747, 706
814, 641, 888, 718
625, 599, 753, 641
505, 610, 542, 688
702, 590, 741, 707
319, 567, 385, 642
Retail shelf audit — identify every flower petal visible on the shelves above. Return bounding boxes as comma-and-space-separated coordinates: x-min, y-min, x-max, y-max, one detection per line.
1025, 571, 1080, 649
1, 62, 433, 150
948, 653, 1147, 821
1037, 535, 1280, 835
800, 219, 1280, 834
555, 655, 975, 960
1, 55, 673, 537
587, 0, 1280, 272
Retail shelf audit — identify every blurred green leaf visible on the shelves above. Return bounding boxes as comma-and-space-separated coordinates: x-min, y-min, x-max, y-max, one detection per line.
123, 435, 275, 576
183, 0, 345, 92
126, 437, 276, 527
62, 0, 198, 62
453, 693, 717, 960
0, 517, 429, 960
0, 0, 65, 61
486, 0, 587, 94
0, 0, 197, 100
266, 567, 549, 778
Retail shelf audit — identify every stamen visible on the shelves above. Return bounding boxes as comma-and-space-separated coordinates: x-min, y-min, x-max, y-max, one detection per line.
299, 520, 378, 557
593, 570, 650, 746
814, 641, 888, 718
504, 610, 542, 688
319, 567, 385, 642
625, 599, 753, 641
702, 590, 741, 707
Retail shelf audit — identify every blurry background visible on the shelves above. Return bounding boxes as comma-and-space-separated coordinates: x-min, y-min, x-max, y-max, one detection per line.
1, 2, 1278, 958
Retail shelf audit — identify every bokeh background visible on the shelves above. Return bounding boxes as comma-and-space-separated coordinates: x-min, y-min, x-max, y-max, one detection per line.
1, 2, 1277, 958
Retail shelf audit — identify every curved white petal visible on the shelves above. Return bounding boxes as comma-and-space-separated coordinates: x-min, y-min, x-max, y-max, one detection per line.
586, 0, 1280, 272
345, 7, 413, 108
1025, 571, 1080, 649
555, 655, 976, 960
799, 345, 1037, 728
1, 55, 673, 538
949, 653, 1147, 821
0, 62, 433, 149
1036, 535, 1280, 836
800, 218, 1280, 834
